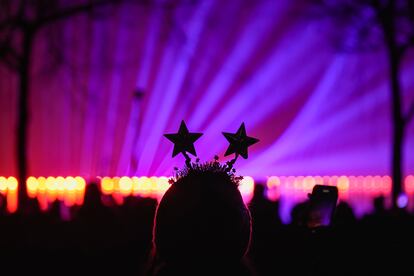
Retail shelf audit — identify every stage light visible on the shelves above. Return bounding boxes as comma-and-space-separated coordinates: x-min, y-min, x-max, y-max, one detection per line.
304, 176, 315, 191
27, 176, 39, 198
156, 177, 170, 198
38, 177, 47, 193
140, 177, 151, 197
338, 176, 349, 191
132, 177, 141, 196
45, 177, 56, 190
101, 177, 114, 195
405, 175, 414, 194
267, 176, 281, 201
113, 177, 120, 193
2, 174, 414, 216
119, 176, 132, 196
62, 177, 74, 200
66, 178, 76, 191
74, 177, 86, 206
6, 177, 18, 213
397, 193, 408, 209
75, 177, 85, 191
7, 177, 18, 191
239, 176, 254, 202
0, 177, 8, 193
315, 176, 323, 185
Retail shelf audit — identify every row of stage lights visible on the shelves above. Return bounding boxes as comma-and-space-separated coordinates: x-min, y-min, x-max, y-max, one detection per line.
0, 175, 414, 214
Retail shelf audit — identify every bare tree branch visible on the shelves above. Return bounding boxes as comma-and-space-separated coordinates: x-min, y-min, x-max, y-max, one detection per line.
0, 38, 19, 71
0, 18, 21, 30
0, 53, 19, 71
406, 102, 414, 123
400, 34, 414, 54
34, 0, 122, 29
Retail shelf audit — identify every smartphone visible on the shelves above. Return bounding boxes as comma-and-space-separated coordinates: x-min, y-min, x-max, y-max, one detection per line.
307, 185, 338, 228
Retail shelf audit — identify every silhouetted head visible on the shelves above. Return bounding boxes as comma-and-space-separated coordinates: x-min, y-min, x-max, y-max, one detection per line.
0, 193, 6, 215
25, 197, 41, 216
83, 182, 102, 207
252, 183, 266, 199
290, 201, 310, 227
334, 201, 356, 226
373, 196, 385, 213
153, 162, 251, 267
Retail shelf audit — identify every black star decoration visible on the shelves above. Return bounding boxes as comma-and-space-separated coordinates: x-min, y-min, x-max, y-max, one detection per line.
222, 123, 259, 159
164, 120, 203, 157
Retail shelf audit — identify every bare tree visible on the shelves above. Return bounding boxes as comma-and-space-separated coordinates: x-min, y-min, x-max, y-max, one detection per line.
0, 0, 198, 211
310, 0, 414, 209
0, 0, 126, 210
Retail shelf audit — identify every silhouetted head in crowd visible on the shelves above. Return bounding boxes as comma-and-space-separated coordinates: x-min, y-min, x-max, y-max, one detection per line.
83, 182, 102, 208
334, 201, 356, 226
25, 197, 41, 216
153, 162, 251, 273
77, 182, 107, 220
290, 201, 310, 227
0, 193, 6, 216
252, 183, 266, 199
373, 196, 386, 213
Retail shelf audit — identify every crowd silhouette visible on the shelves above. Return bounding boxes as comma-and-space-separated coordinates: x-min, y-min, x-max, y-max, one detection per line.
0, 179, 414, 275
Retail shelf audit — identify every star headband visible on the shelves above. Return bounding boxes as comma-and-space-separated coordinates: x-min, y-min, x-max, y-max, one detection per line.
164, 120, 259, 172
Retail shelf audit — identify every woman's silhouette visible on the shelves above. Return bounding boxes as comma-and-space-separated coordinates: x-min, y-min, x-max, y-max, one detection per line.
150, 163, 253, 275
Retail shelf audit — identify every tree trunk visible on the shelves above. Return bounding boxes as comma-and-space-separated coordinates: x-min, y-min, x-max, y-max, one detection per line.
17, 29, 33, 211
383, 3, 405, 209
389, 47, 404, 209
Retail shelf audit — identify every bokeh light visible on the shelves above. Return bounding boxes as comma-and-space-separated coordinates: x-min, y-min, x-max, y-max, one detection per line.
1, 175, 414, 218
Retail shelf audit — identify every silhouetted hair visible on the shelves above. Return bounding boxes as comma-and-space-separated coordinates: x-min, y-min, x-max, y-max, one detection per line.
153, 162, 252, 268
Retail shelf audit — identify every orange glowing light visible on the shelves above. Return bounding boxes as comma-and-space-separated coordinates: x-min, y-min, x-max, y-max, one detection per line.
113, 177, 121, 193
304, 176, 315, 191
6, 177, 18, 213
0, 174, 410, 213
27, 176, 39, 198
132, 177, 141, 196
338, 176, 349, 191
267, 176, 280, 189
7, 190, 18, 213
75, 177, 85, 190
74, 177, 86, 205
64, 190, 76, 207
141, 177, 151, 197
405, 175, 414, 194
150, 177, 158, 197
7, 177, 18, 191
0, 177, 8, 193
119, 177, 133, 196
101, 177, 114, 195
45, 177, 56, 190
38, 177, 47, 194
157, 177, 170, 198
266, 176, 281, 201
315, 176, 323, 185
239, 176, 254, 202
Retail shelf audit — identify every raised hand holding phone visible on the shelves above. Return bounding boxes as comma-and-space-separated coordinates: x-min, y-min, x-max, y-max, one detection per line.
307, 185, 338, 228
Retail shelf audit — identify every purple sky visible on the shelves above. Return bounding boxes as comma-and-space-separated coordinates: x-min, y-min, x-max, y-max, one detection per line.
0, 0, 413, 179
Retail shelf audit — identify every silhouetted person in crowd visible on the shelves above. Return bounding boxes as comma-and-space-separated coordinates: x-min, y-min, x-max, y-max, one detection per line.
290, 201, 310, 227
334, 201, 356, 227
48, 200, 62, 222
248, 183, 281, 276
74, 181, 119, 272
373, 196, 386, 215
0, 193, 7, 217
150, 163, 253, 275
249, 183, 281, 226
363, 196, 390, 226
121, 195, 158, 274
